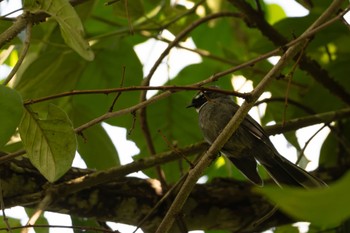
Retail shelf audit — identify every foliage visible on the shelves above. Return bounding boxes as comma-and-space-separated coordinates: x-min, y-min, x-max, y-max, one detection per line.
1, 0, 350, 232
257, 172, 350, 228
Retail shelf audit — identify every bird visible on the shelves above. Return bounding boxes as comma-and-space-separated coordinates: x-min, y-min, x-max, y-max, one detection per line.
187, 88, 326, 188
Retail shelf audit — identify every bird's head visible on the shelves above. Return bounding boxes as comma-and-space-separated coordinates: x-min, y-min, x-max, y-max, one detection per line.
187, 88, 229, 112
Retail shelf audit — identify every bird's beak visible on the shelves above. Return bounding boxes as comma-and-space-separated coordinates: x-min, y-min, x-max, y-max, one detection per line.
186, 103, 194, 108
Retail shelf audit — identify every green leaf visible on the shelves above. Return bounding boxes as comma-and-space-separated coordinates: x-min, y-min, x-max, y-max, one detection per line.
14, 50, 83, 102
266, 3, 286, 25
71, 216, 100, 232
19, 104, 77, 182
14, 38, 141, 170
24, 0, 94, 60
0, 216, 21, 230
76, 124, 120, 169
113, 0, 145, 20
257, 172, 350, 228
72, 38, 142, 125
0, 86, 23, 148
319, 132, 338, 168
274, 224, 299, 233
73, 105, 120, 169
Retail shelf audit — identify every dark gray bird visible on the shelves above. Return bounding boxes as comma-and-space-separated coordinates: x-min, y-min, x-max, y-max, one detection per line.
187, 89, 326, 188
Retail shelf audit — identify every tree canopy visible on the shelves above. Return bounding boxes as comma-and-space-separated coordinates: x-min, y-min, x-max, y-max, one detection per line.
1, 0, 350, 232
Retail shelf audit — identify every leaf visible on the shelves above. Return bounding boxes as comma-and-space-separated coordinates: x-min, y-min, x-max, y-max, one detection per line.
0, 86, 23, 148
14, 38, 141, 170
0, 216, 21, 230
24, 0, 94, 60
19, 104, 77, 182
257, 172, 350, 228
73, 105, 120, 169
266, 3, 286, 24
14, 50, 84, 102
113, 0, 145, 20
72, 38, 143, 125
274, 224, 299, 233
71, 216, 100, 231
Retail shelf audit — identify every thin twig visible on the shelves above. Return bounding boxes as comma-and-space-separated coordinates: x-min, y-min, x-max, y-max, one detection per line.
72, 86, 248, 133
0, 180, 12, 232
255, 97, 315, 114
24, 85, 249, 105
264, 107, 350, 136
283, 42, 308, 125
124, 0, 134, 35
3, 15, 32, 86
158, 129, 194, 167
0, 149, 26, 165
296, 124, 328, 165
109, 66, 127, 112
140, 12, 242, 93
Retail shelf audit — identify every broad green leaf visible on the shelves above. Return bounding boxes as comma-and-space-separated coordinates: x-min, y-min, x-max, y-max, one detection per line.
113, 0, 145, 20
24, 0, 94, 60
14, 38, 141, 170
205, 230, 230, 233
72, 38, 142, 125
14, 50, 84, 103
72, 105, 120, 169
274, 224, 299, 233
257, 172, 350, 228
0, 216, 21, 230
0, 86, 23, 148
319, 132, 339, 167
266, 3, 286, 25
19, 105, 76, 182
71, 216, 101, 232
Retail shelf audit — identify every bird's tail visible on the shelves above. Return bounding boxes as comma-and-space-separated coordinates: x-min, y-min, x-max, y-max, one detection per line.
257, 149, 326, 188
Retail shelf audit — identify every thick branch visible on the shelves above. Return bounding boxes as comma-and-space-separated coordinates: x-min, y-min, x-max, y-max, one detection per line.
0, 12, 41, 49
0, 159, 305, 233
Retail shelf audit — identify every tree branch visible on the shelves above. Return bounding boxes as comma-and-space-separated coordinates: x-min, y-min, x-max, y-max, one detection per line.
0, 159, 302, 233
2, 17, 32, 86
1, 158, 344, 233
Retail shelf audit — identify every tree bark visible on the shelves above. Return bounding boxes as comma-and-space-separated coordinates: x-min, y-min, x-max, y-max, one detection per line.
3, 157, 336, 232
